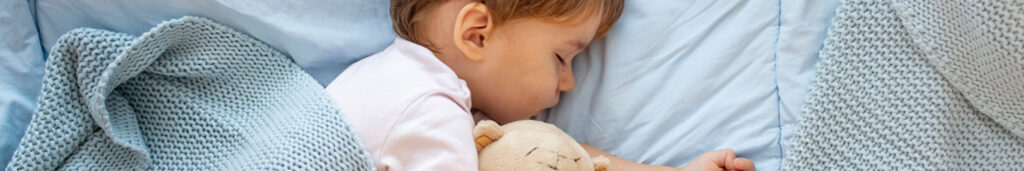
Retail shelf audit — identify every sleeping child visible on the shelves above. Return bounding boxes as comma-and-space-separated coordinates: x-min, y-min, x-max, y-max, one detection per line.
325, 0, 756, 170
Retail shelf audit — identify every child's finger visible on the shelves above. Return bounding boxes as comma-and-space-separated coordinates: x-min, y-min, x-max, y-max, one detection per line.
733, 158, 756, 171
721, 148, 736, 171
700, 148, 736, 170
700, 149, 728, 169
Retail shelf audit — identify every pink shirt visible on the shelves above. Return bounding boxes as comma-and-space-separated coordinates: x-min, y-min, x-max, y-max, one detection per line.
325, 38, 477, 171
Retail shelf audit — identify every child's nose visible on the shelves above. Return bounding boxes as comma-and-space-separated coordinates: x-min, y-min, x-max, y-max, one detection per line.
557, 69, 575, 92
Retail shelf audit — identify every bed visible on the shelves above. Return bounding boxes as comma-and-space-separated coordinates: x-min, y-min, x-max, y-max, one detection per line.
1, 0, 839, 170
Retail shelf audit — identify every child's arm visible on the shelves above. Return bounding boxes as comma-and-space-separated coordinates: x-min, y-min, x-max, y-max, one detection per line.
580, 144, 756, 171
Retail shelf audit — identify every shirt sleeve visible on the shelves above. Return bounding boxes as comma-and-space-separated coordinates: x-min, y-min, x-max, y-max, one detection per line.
375, 93, 477, 171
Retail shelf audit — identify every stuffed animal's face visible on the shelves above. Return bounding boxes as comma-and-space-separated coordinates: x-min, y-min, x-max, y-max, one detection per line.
474, 120, 609, 171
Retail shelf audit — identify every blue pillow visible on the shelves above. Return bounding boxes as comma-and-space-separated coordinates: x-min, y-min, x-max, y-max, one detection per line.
538, 0, 838, 170
0, 0, 45, 167
35, 0, 397, 85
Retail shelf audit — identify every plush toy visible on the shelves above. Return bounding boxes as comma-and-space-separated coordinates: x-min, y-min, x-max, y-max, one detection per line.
474, 120, 610, 171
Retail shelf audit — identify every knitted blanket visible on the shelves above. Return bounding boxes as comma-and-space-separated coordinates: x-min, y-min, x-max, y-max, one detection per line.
786, 0, 1024, 169
6, 16, 374, 170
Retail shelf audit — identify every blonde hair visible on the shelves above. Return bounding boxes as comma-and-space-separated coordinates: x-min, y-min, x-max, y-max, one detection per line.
391, 0, 624, 46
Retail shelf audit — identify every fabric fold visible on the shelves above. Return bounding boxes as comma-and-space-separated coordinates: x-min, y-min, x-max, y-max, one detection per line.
786, 0, 1024, 169
7, 16, 374, 170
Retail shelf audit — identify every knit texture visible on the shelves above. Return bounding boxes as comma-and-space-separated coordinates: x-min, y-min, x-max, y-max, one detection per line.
6, 16, 375, 170
786, 0, 1024, 169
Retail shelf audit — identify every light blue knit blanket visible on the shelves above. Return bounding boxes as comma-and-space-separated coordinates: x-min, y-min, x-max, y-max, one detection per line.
6, 16, 374, 170
786, 0, 1024, 169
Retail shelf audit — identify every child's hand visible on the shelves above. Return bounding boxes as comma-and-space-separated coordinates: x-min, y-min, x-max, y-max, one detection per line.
580, 144, 753, 171
679, 149, 755, 171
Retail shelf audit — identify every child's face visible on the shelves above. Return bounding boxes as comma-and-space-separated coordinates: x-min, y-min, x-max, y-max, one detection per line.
472, 16, 602, 124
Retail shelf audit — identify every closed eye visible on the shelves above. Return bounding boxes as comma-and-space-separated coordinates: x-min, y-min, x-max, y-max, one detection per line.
555, 53, 566, 65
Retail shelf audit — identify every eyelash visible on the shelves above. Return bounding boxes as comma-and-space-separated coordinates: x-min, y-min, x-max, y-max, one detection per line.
555, 54, 566, 65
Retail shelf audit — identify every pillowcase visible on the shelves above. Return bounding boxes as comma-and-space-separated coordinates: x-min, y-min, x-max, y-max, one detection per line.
35, 0, 397, 85
0, 0, 45, 166
538, 0, 839, 170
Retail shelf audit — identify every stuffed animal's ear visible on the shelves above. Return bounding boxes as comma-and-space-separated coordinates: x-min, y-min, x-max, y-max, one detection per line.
592, 155, 610, 171
473, 120, 503, 151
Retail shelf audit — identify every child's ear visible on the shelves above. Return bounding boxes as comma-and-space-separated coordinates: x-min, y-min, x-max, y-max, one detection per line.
452, 2, 492, 62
